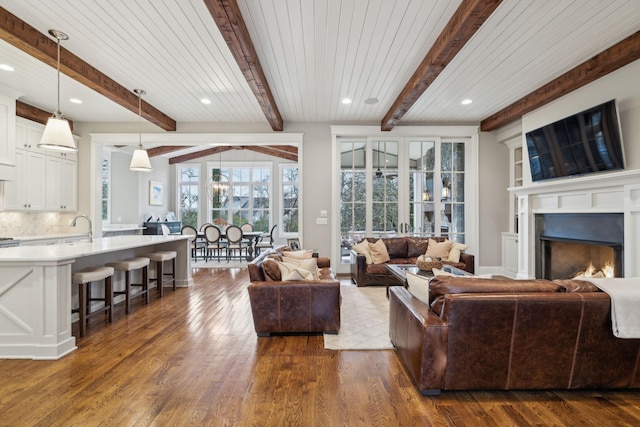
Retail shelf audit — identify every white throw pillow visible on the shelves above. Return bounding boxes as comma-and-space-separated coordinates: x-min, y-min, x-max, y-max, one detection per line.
282, 249, 314, 260
447, 242, 469, 263
406, 272, 430, 305
278, 258, 318, 279
352, 240, 373, 264
277, 261, 315, 281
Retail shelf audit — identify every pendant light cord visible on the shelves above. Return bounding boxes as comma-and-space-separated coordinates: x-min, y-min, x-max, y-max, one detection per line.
56, 37, 61, 116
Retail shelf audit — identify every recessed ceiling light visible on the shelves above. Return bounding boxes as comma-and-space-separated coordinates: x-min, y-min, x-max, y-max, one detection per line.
201, 98, 212, 105
69, 98, 82, 104
341, 98, 352, 105
364, 98, 379, 105
461, 99, 473, 105
0, 64, 14, 71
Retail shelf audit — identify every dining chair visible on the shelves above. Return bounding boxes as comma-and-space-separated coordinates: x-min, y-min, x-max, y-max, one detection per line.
181, 225, 205, 261
225, 225, 248, 262
240, 223, 254, 233
254, 224, 277, 255
204, 225, 227, 262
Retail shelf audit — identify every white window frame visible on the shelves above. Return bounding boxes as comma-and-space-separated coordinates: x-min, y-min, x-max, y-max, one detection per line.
176, 163, 201, 228
279, 163, 299, 237
101, 150, 111, 224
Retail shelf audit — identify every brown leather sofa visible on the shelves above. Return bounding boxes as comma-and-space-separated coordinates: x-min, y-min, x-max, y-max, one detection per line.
389, 276, 640, 395
247, 247, 340, 336
350, 236, 475, 287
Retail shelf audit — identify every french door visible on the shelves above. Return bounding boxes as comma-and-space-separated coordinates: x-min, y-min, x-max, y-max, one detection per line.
339, 137, 468, 264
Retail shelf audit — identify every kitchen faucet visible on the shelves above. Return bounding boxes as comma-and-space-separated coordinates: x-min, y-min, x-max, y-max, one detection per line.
71, 214, 93, 243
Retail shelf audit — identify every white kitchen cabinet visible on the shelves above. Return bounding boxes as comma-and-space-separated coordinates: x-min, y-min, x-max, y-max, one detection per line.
0, 93, 16, 182
3, 148, 47, 210
46, 154, 77, 211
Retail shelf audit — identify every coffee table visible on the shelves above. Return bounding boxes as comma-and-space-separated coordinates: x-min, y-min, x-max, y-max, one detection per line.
385, 264, 474, 297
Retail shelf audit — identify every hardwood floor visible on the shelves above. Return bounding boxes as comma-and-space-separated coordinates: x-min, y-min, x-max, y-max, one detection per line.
1, 267, 639, 426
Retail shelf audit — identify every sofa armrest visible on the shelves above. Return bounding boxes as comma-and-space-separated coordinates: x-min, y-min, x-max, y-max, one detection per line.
317, 257, 331, 268
350, 250, 368, 286
459, 252, 475, 274
389, 286, 448, 395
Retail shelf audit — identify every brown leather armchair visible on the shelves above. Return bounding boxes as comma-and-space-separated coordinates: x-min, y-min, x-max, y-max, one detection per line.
247, 247, 340, 336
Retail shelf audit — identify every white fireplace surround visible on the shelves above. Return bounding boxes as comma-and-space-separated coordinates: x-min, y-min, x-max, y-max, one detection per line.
511, 169, 640, 279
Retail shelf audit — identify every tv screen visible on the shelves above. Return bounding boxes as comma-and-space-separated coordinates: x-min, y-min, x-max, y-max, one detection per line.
525, 100, 625, 182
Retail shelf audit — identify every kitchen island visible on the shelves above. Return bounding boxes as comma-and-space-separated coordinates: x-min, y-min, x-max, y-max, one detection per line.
0, 235, 191, 360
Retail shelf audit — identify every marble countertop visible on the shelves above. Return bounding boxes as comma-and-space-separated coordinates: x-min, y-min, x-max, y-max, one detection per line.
0, 235, 188, 262
102, 224, 146, 232
17, 233, 88, 242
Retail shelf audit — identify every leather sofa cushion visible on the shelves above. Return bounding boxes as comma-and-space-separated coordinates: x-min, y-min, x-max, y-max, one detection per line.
429, 277, 562, 303
553, 279, 601, 293
262, 260, 281, 281
406, 237, 430, 257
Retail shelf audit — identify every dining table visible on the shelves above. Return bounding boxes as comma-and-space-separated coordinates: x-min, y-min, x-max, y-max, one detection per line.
197, 229, 264, 261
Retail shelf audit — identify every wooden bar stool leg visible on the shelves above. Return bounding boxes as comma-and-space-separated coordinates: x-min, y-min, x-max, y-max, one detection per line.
143, 265, 149, 304
171, 258, 176, 291
157, 261, 164, 297
125, 271, 131, 314
106, 276, 113, 323
78, 283, 87, 338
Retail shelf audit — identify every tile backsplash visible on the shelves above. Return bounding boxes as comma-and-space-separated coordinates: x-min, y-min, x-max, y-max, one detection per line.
0, 212, 81, 237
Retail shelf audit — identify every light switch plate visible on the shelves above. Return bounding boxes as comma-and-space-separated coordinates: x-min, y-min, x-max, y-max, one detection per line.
316, 218, 328, 225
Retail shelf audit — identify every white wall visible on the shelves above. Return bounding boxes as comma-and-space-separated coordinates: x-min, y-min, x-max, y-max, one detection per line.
477, 131, 509, 267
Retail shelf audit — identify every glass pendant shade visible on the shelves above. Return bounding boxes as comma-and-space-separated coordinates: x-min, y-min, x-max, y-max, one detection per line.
130, 146, 152, 171
39, 115, 76, 152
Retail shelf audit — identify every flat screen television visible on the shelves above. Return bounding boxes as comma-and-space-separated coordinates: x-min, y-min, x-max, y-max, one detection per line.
525, 99, 625, 182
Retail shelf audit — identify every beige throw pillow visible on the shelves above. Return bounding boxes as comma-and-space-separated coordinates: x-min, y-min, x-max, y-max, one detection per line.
425, 239, 453, 260
447, 242, 469, 263
277, 261, 315, 281
368, 239, 390, 264
406, 272, 430, 305
352, 240, 373, 264
282, 249, 314, 260
278, 257, 318, 279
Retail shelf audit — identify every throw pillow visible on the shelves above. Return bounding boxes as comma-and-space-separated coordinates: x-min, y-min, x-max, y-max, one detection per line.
406, 272, 430, 305
368, 239, 391, 264
280, 257, 319, 279
277, 261, 314, 281
352, 240, 373, 264
282, 249, 314, 260
447, 242, 469, 263
262, 260, 282, 281
425, 239, 453, 260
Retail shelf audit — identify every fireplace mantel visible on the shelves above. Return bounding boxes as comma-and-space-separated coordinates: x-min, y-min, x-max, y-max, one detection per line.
509, 169, 640, 278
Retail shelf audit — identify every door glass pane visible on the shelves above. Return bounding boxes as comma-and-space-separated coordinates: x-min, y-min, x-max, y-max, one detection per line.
339, 141, 366, 262
372, 140, 398, 236
408, 140, 436, 236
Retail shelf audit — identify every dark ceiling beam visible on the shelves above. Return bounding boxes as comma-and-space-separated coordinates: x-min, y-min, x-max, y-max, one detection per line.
168, 145, 297, 163
203, 0, 283, 131
147, 145, 192, 158
0, 7, 176, 131
16, 100, 74, 130
168, 146, 233, 164
381, 0, 502, 131
481, 31, 640, 132
239, 145, 297, 162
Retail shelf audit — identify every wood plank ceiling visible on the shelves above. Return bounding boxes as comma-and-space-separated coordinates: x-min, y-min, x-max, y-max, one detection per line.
0, 0, 638, 162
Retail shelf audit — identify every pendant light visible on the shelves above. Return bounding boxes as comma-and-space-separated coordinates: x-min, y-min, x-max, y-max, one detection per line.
38, 30, 77, 152
129, 89, 152, 172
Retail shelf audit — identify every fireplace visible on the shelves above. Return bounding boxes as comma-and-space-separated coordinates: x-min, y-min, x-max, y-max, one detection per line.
535, 213, 624, 279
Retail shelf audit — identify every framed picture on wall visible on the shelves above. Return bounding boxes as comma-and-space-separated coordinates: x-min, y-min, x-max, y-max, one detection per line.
149, 181, 163, 206
287, 238, 300, 251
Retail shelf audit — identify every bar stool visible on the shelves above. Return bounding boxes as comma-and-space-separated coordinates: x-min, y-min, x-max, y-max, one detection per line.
106, 257, 150, 314
72, 266, 114, 338
146, 250, 177, 297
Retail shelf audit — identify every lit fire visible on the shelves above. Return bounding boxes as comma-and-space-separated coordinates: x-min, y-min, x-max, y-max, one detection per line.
577, 261, 614, 278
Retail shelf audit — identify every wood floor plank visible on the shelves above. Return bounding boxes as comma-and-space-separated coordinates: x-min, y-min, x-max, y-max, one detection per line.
1, 267, 640, 426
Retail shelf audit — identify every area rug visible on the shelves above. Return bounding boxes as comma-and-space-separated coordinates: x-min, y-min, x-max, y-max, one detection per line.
191, 260, 248, 269
324, 285, 393, 350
